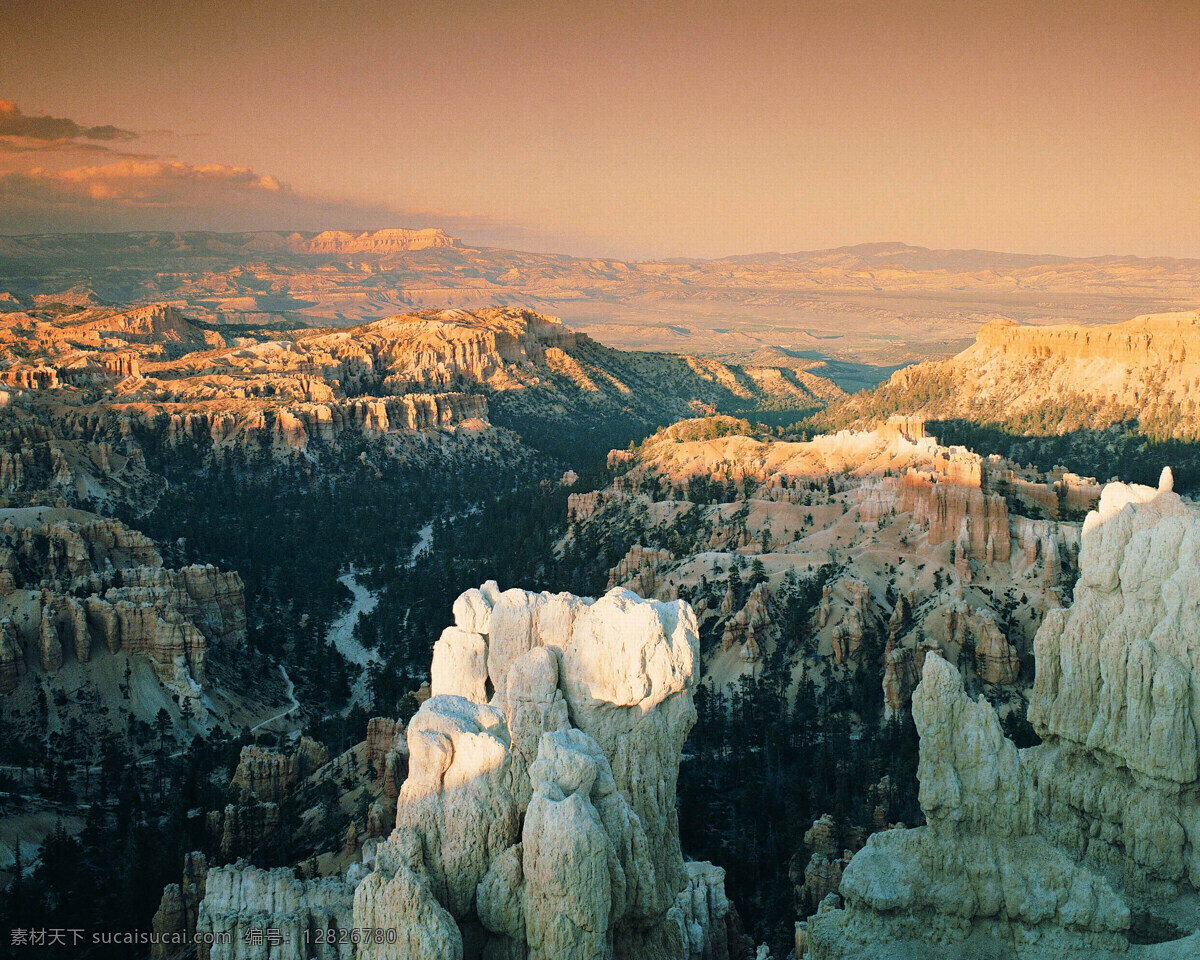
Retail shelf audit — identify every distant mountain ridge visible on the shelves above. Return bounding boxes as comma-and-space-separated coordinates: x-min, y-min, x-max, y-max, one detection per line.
4, 231, 1199, 269
0, 227, 459, 259
4, 232, 1200, 369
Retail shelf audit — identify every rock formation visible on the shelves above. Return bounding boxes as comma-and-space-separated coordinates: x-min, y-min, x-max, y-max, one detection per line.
195, 863, 355, 960
0, 509, 245, 702
900, 469, 1011, 562
789, 816, 859, 917
607, 544, 675, 594
0, 619, 21, 692
881, 640, 919, 721
150, 852, 208, 960
185, 582, 740, 960
827, 580, 878, 665
0, 303, 839, 515
808, 476, 1200, 958
972, 616, 1019, 685
230, 738, 329, 803
363, 716, 408, 799
149, 393, 490, 456
355, 582, 734, 959
299, 227, 459, 254
674, 861, 749, 960
567, 490, 606, 521
207, 803, 283, 862
856, 311, 1200, 438
721, 582, 770, 660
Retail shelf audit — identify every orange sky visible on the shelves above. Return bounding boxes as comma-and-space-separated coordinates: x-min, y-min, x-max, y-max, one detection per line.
2, 0, 1199, 258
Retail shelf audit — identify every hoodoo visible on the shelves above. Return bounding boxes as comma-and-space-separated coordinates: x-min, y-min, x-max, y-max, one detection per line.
808, 476, 1200, 959
194, 584, 745, 960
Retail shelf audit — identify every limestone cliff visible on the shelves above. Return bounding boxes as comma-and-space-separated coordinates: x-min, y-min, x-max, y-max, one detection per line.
298, 228, 458, 254
808, 472, 1200, 958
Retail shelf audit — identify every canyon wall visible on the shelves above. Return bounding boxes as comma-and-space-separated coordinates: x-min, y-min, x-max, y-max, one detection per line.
972, 313, 1200, 367
862, 310, 1200, 432
0, 509, 245, 701
147, 392, 489, 454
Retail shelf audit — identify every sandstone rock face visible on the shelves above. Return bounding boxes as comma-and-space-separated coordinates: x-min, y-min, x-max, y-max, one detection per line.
797, 852, 850, 918
0, 302, 837, 513
208, 803, 282, 862
881, 640, 919, 721
568, 490, 605, 521
230, 738, 328, 803
788, 814, 870, 921
809, 479, 1200, 959
229, 744, 297, 806
352, 583, 736, 960
429, 626, 490, 702
38, 611, 62, 670
900, 469, 1010, 562
363, 716, 408, 799
973, 616, 1019, 685
721, 582, 770, 659
620, 418, 941, 495
827, 579, 879, 665
151, 393, 489, 456
871, 311, 1200, 437
151, 852, 208, 960
195, 863, 354, 960
673, 861, 749, 960
973, 313, 1199, 368
608, 544, 676, 594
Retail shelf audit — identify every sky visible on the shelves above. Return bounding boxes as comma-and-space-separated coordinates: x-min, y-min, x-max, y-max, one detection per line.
2, 0, 1198, 259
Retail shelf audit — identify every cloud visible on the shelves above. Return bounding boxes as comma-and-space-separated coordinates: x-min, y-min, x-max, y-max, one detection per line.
11, 159, 283, 205
0, 160, 308, 231
0, 100, 136, 142
0, 157, 434, 234
0, 100, 552, 248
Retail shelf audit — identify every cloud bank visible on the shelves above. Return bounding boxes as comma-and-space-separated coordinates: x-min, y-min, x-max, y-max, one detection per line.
0, 99, 578, 250
0, 100, 137, 143
0, 159, 410, 233
0, 100, 410, 234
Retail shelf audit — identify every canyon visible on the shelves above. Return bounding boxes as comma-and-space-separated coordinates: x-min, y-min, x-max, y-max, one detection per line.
0, 303, 835, 514
575, 414, 1092, 703
0, 506, 246, 710
10, 0, 1199, 955
1, 242, 1199, 960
